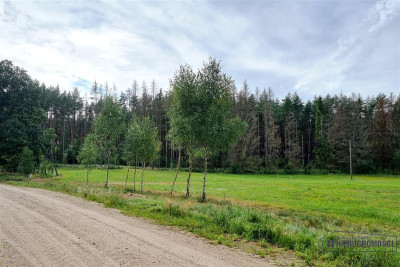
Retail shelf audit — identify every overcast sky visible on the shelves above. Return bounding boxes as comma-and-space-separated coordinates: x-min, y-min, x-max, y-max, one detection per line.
1, 0, 399, 101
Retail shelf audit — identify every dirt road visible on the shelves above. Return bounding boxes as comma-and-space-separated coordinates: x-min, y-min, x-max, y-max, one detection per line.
0, 184, 277, 266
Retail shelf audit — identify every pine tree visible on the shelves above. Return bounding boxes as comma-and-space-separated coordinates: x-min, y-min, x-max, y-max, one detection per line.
314, 96, 331, 168
140, 81, 150, 118
262, 89, 280, 171
285, 112, 301, 166
151, 79, 157, 100
229, 81, 259, 172
91, 80, 98, 103
373, 95, 394, 170
393, 95, 400, 172
130, 80, 140, 116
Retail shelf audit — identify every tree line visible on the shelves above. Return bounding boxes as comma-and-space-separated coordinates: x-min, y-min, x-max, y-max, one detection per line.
1, 59, 399, 179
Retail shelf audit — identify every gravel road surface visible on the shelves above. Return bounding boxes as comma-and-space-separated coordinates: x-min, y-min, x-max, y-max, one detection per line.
0, 184, 277, 266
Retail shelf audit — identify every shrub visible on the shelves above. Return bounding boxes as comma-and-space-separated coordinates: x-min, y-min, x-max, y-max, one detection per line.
304, 163, 313, 175
39, 157, 53, 177
17, 147, 35, 174
393, 149, 400, 173
284, 162, 294, 174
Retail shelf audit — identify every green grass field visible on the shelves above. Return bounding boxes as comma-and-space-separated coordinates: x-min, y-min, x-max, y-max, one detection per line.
7, 167, 400, 266
57, 167, 400, 233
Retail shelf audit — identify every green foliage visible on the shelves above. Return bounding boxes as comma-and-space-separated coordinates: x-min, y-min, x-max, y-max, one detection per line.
167, 64, 197, 151
0, 60, 47, 170
304, 163, 313, 175
3, 59, 400, 175
39, 156, 53, 177
122, 116, 140, 165
169, 59, 245, 157
314, 97, 331, 168
78, 134, 100, 170
262, 89, 280, 172
195, 58, 246, 155
94, 97, 125, 160
284, 162, 294, 174
373, 96, 395, 171
17, 147, 35, 174
41, 128, 56, 152
137, 116, 161, 166
229, 81, 259, 172
394, 149, 400, 173
186, 58, 246, 200
66, 146, 76, 164
94, 96, 125, 186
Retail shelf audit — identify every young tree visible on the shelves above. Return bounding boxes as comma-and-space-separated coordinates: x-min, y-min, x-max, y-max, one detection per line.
169, 143, 182, 196
17, 147, 35, 174
41, 128, 58, 175
196, 58, 246, 201
167, 64, 197, 196
77, 134, 100, 185
138, 117, 161, 193
94, 97, 125, 187
122, 116, 140, 191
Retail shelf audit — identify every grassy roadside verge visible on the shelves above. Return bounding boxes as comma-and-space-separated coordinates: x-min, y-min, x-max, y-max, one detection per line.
4, 179, 399, 267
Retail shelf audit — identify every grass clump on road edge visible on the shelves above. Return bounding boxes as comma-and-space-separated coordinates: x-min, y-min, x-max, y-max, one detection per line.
5, 180, 400, 267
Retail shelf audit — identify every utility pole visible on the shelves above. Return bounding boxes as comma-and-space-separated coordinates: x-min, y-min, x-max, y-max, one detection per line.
302, 135, 304, 166
62, 117, 66, 164
349, 140, 353, 180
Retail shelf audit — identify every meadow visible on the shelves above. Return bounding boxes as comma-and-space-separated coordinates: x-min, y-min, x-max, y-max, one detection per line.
6, 167, 400, 266
58, 167, 400, 232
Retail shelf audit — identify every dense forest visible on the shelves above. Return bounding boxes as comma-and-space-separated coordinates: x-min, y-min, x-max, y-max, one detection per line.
1, 59, 399, 174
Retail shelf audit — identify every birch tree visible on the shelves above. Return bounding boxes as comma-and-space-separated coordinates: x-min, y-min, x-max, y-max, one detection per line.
196, 58, 246, 201
94, 97, 125, 187
167, 64, 197, 196
138, 117, 161, 193
77, 134, 100, 185
122, 116, 140, 191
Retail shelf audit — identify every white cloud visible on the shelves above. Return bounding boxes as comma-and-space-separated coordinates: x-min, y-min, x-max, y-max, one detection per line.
1, 0, 399, 100
294, 0, 400, 95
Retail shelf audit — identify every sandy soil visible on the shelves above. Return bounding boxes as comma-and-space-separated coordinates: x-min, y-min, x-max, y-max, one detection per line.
0, 184, 280, 266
